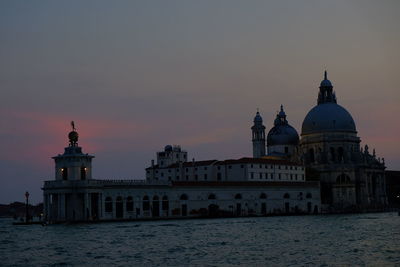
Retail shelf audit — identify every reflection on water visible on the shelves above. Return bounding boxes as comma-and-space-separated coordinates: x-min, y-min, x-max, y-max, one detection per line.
1, 213, 399, 266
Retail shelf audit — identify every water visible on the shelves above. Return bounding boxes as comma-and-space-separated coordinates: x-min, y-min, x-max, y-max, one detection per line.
1, 213, 399, 266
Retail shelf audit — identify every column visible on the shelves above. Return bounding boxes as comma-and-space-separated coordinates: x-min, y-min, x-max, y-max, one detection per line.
84, 193, 89, 220
112, 197, 116, 219
60, 194, 66, 220
97, 193, 101, 220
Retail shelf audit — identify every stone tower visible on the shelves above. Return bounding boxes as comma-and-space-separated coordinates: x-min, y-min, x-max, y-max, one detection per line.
52, 121, 94, 181
251, 111, 266, 158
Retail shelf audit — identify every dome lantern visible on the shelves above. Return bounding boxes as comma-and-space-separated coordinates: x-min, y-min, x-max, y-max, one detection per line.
318, 71, 337, 104
302, 72, 356, 135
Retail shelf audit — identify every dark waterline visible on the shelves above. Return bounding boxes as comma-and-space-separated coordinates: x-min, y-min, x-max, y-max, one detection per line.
1, 213, 399, 266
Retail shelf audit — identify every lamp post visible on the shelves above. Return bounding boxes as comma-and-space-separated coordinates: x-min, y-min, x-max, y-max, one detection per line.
25, 191, 29, 223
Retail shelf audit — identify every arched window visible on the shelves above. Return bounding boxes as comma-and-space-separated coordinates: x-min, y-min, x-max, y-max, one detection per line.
260, 193, 267, 199
143, 196, 150, 211
162, 196, 169, 211
235, 194, 242, 200
126, 196, 133, 212
283, 193, 290, 199
180, 194, 188, 200
208, 194, 216, 200
306, 193, 312, 199
105, 197, 112, 212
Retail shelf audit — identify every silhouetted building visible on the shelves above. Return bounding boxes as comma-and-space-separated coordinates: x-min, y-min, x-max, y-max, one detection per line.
252, 72, 387, 212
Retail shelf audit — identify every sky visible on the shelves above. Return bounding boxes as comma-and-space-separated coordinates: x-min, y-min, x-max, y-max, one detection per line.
0, 1, 399, 204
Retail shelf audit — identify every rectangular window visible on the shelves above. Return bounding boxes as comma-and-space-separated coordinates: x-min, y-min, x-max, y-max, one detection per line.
228, 165, 232, 169
204, 174, 207, 180
259, 173, 262, 179
259, 164, 262, 168
186, 175, 189, 180
279, 173, 281, 179
195, 174, 198, 180
251, 172, 254, 179
217, 173, 222, 180
251, 164, 253, 168
240, 165, 244, 168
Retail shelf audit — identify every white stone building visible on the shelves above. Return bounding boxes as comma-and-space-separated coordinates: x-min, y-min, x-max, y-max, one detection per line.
43, 130, 320, 222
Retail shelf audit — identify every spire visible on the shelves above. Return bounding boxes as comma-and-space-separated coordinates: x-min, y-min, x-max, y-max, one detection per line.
324, 70, 327, 80
274, 105, 288, 126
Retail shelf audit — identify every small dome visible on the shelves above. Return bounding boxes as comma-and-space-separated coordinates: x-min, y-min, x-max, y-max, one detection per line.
164, 145, 173, 152
320, 71, 333, 88
320, 79, 332, 87
267, 105, 299, 146
302, 103, 356, 135
254, 111, 263, 123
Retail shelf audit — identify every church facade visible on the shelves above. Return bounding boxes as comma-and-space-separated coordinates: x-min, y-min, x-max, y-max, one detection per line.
251, 72, 387, 212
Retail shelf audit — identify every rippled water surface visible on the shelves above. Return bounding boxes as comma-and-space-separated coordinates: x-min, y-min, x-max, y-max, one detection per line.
1, 213, 400, 266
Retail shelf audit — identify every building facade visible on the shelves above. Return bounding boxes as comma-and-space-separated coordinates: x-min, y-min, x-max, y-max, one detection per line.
43, 130, 320, 222
251, 72, 387, 211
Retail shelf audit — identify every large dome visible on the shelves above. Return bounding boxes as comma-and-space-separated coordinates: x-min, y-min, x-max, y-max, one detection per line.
302, 103, 356, 135
267, 105, 299, 146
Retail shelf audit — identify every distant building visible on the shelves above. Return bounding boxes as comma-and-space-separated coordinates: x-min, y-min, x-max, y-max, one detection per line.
251, 72, 387, 211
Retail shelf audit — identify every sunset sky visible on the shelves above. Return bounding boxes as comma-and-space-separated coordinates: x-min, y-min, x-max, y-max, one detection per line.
1, 1, 399, 203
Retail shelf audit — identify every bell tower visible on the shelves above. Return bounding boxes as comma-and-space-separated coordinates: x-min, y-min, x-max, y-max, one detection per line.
53, 121, 95, 181
251, 110, 266, 158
